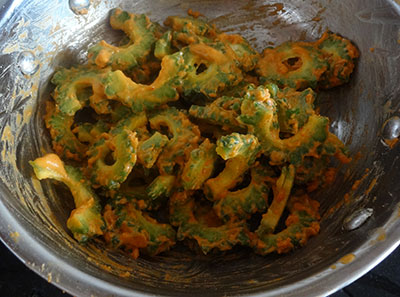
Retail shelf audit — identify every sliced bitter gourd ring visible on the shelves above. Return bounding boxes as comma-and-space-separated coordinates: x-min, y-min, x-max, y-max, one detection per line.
169, 190, 251, 254
253, 193, 320, 255
257, 165, 295, 234
204, 133, 261, 201
181, 139, 218, 191
189, 96, 245, 131
103, 201, 176, 259
275, 87, 316, 134
164, 15, 218, 47
315, 31, 359, 89
73, 120, 110, 146
149, 107, 201, 175
217, 33, 259, 72
180, 43, 243, 98
238, 85, 330, 166
87, 127, 138, 190
103, 51, 186, 113
51, 66, 110, 116
137, 132, 169, 169
256, 41, 328, 90
44, 101, 88, 161
88, 8, 161, 71
213, 165, 273, 222
30, 154, 104, 242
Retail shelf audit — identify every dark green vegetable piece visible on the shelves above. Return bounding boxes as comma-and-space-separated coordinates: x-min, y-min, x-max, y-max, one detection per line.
137, 132, 169, 169
213, 165, 273, 222
51, 66, 110, 116
30, 154, 104, 242
169, 190, 251, 254
88, 8, 162, 71
189, 96, 244, 130
238, 85, 330, 166
205, 133, 261, 201
275, 87, 316, 134
44, 101, 87, 161
181, 139, 218, 190
253, 193, 320, 255
315, 31, 359, 89
149, 107, 201, 174
103, 201, 176, 258
87, 127, 138, 189
256, 41, 328, 90
257, 165, 295, 234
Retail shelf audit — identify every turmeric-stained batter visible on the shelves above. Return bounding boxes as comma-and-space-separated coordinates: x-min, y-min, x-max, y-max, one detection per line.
30, 9, 358, 258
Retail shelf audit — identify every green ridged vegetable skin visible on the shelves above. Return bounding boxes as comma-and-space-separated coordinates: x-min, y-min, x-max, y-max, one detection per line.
31, 9, 357, 258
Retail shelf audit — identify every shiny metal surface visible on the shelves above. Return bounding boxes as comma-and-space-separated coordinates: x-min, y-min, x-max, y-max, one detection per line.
0, 0, 400, 296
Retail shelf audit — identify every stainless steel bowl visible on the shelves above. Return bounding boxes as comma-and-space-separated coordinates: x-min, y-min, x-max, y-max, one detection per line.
1, 0, 400, 296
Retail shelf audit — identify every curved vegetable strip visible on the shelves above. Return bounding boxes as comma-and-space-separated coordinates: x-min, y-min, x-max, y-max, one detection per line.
315, 31, 359, 89
103, 51, 185, 113
30, 154, 104, 242
180, 43, 243, 98
164, 15, 217, 46
217, 33, 259, 72
73, 120, 109, 146
44, 101, 87, 161
146, 175, 176, 200
257, 165, 295, 234
154, 31, 174, 60
149, 107, 201, 174
51, 66, 110, 116
213, 165, 273, 222
254, 193, 320, 255
103, 202, 176, 258
256, 41, 328, 90
137, 132, 169, 168
216, 133, 260, 160
169, 190, 250, 254
275, 87, 316, 134
87, 128, 138, 189
189, 96, 244, 130
181, 139, 218, 190
205, 133, 261, 200
238, 85, 329, 165
88, 8, 161, 71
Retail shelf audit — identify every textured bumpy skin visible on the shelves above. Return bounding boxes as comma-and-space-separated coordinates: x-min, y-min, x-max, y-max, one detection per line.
181, 139, 218, 190
257, 165, 295, 234
103, 51, 185, 113
44, 101, 87, 161
315, 31, 359, 89
103, 201, 176, 258
213, 165, 273, 222
87, 127, 139, 190
189, 96, 244, 130
137, 132, 169, 168
88, 8, 161, 71
30, 154, 104, 242
238, 85, 332, 165
169, 190, 251, 254
34, 11, 358, 258
254, 193, 320, 255
275, 87, 316, 134
256, 41, 328, 90
205, 133, 261, 201
51, 66, 110, 116
149, 107, 201, 174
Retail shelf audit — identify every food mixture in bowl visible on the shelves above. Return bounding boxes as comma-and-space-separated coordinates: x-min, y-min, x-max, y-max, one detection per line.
29, 8, 358, 259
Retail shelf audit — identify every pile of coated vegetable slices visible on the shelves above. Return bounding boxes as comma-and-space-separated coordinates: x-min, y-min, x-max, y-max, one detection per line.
30, 9, 358, 258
